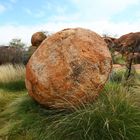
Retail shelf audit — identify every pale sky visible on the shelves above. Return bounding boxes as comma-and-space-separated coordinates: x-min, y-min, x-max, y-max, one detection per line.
0, 0, 140, 46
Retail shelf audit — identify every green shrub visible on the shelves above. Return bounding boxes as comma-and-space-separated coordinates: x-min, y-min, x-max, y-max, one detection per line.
109, 70, 125, 83
110, 69, 140, 89
110, 51, 125, 65
113, 55, 126, 64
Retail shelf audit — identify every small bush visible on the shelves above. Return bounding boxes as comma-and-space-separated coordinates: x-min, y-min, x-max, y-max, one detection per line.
110, 68, 140, 90
110, 51, 125, 65
109, 70, 125, 83
113, 55, 126, 64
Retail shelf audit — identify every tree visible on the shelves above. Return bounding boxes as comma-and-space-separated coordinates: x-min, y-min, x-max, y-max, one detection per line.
0, 46, 23, 64
9, 38, 25, 48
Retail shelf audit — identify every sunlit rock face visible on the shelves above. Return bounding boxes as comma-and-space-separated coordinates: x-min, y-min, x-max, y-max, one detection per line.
26, 28, 112, 109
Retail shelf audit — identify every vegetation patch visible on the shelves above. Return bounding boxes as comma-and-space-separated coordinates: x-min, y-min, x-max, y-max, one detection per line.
0, 64, 26, 91
0, 68, 140, 140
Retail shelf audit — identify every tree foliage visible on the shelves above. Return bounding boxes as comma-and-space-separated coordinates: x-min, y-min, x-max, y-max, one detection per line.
9, 38, 25, 48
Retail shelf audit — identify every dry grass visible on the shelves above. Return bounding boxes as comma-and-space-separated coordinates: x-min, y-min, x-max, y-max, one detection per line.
0, 64, 25, 83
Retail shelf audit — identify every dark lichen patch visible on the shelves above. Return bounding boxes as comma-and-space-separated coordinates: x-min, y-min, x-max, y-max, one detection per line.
70, 61, 83, 82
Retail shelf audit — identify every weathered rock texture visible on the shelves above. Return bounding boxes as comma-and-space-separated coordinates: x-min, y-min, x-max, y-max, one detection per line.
26, 28, 112, 108
115, 32, 140, 53
31, 32, 47, 47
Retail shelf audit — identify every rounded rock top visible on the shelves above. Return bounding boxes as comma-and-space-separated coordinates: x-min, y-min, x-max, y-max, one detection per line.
31, 32, 47, 47
26, 28, 112, 109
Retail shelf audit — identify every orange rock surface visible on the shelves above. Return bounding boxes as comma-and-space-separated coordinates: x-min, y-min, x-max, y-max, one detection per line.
26, 28, 112, 108
31, 32, 47, 47
115, 32, 140, 53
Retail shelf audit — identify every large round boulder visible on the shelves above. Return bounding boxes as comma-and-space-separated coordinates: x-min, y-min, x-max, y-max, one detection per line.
31, 32, 47, 47
26, 28, 112, 109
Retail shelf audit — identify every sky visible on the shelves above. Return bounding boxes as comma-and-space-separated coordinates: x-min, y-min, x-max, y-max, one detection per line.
0, 0, 140, 46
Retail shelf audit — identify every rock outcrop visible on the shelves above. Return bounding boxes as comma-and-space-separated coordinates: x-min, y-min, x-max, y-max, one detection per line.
26, 28, 112, 109
115, 32, 140, 53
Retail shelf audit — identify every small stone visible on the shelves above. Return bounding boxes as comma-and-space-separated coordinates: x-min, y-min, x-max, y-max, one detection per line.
26, 28, 112, 109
